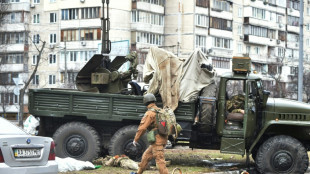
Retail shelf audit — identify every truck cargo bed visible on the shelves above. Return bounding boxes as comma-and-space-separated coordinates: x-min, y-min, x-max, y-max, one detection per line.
28, 88, 196, 122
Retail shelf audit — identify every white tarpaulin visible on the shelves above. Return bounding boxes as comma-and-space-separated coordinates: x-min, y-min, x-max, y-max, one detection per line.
143, 47, 183, 110
143, 47, 215, 110
179, 49, 215, 102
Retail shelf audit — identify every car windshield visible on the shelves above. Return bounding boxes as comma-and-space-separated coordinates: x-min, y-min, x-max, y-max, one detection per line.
0, 118, 27, 135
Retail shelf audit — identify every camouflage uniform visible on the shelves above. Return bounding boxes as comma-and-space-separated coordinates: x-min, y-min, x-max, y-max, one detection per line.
134, 103, 168, 174
226, 94, 245, 113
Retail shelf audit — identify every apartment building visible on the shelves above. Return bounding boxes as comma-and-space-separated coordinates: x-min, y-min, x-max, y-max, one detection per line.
0, 0, 30, 117
1, 0, 310, 117
28, 0, 132, 90
164, 0, 309, 99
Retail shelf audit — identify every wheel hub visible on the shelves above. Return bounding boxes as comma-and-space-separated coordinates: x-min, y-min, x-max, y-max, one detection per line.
272, 151, 293, 172
65, 135, 87, 158
123, 140, 143, 160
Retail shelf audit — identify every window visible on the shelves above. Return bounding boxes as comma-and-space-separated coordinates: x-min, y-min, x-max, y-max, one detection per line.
50, 34, 56, 44
212, 57, 230, 69
131, 10, 164, 26
61, 72, 78, 83
210, 17, 232, 31
252, 7, 266, 20
32, 55, 38, 65
10, 13, 15, 23
195, 35, 206, 53
0, 73, 18, 85
50, 0, 56, 3
136, 32, 164, 45
1, 54, 23, 64
70, 51, 77, 62
287, 16, 299, 26
33, 0, 40, 4
33, 34, 40, 44
0, 33, 25, 44
245, 25, 275, 38
288, 0, 300, 11
287, 33, 299, 42
238, 8, 242, 17
33, 14, 40, 23
61, 9, 79, 20
49, 54, 56, 64
307, 7, 310, 16
32, 75, 39, 85
213, 37, 232, 49
195, 14, 208, 27
307, 38, 310, 47
81, 7, 100, 19
246, 46, 251, 54
49, 75, 56, 84
50, 13, 57, 23
238, 43, 243, 53
290, 67, 298, 75
14, 94, 18, 104
10, 0, 20, 2
238, 25, 242, 35
307, 24, 310, 31
255, 47, 260, 55
278, 31, 286, 41
278, 47, 285, 57
81, 29, 100, 41
213, 0, 231, 12
196, 0, 209, 8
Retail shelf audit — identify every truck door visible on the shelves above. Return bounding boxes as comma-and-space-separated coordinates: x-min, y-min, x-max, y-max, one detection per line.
220, 79, 246, 155
244, 80, 258, 139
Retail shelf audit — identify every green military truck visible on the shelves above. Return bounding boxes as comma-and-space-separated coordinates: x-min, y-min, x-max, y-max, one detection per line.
29, 57, 310, 173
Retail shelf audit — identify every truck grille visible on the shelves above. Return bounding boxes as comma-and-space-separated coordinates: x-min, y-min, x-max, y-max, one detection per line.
278, 114, 307, 121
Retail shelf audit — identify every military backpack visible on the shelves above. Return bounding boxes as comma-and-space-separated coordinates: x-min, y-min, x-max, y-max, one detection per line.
149, 107, 182, 139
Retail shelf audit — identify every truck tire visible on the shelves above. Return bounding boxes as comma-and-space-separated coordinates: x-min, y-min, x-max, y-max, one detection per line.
256, 135, 308, 173
53, 122, 101, 161
108, 125, 149, 161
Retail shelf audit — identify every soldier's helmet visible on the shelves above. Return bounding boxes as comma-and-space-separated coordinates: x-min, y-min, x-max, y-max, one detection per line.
143, 93, 156, 106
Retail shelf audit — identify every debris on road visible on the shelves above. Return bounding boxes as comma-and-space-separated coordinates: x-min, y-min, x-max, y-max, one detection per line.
56, 157, 95, 172
23, 115, 39, 135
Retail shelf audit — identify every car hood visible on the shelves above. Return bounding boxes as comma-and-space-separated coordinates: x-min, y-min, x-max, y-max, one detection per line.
266, 98, 310, 114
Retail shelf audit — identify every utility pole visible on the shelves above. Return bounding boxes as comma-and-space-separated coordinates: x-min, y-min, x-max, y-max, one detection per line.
298, 0, 304, 101
64, 37, 67, 87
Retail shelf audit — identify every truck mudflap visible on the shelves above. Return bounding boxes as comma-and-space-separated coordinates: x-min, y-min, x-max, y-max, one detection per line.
250, 120, 310, 153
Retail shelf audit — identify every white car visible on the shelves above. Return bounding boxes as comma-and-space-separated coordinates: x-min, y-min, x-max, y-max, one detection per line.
0, 117, 58, 174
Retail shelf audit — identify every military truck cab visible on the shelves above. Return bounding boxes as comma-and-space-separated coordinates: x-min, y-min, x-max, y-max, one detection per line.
190, 57, 309, 173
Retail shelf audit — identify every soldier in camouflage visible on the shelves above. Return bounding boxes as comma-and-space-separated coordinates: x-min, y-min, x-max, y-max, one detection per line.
226, 93, 245, 114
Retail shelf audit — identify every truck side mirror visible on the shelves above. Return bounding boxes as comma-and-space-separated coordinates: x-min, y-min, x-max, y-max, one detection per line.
262, 90, 270, 108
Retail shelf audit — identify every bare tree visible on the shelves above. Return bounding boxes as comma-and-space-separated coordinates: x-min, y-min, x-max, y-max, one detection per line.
0, 0, 10, 27
18, 38, 46, 126
263, 56, 288, 98
303, 71, 310, 103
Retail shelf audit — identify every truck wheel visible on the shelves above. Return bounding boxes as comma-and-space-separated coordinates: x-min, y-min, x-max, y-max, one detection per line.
256, 135, 309, 173
53, 122, 101, 161
108, 125, 149, 161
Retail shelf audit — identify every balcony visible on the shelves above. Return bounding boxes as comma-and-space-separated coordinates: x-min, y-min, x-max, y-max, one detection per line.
287, 25, 299, 33
210, 10, 232, 20
60, 19, 101, 29
132, 1, 164, 14
209, 28, 232, 38
8, 2, 30, 12
244, 17, 279, 30
244, 35, 277, 46
131, 23, 164, 34
287, 41, 299, 49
